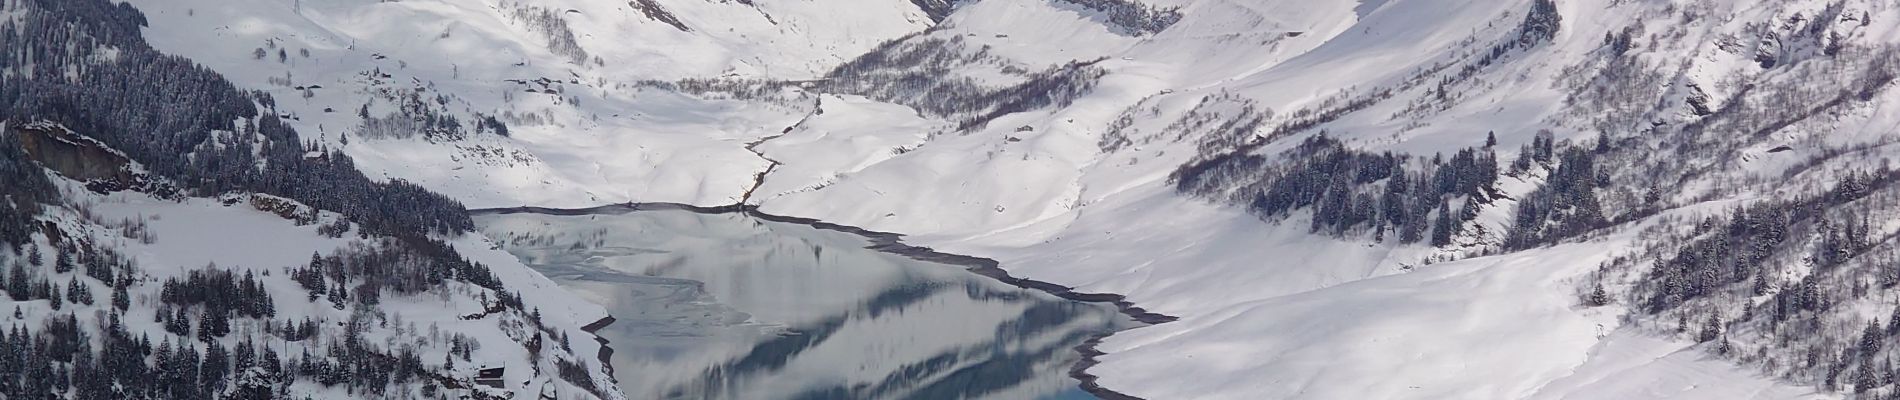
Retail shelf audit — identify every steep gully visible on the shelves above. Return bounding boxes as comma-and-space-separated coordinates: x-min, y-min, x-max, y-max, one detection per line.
534, 97, 1176, 400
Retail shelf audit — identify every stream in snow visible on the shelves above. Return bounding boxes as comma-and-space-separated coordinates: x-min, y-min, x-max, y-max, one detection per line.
474, 206, 1136, 400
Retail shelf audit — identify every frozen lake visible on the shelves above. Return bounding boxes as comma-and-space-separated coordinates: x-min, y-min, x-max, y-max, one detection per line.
476, 206, 1134, 400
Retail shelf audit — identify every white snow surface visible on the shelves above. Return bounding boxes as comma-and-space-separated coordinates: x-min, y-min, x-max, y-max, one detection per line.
114, 0, 1896, 398
39, 185, 614, 399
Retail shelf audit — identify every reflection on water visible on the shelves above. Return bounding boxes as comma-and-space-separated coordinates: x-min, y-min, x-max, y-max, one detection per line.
476, 209, 1131, 400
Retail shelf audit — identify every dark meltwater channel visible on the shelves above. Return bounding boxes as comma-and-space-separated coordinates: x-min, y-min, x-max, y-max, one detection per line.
474, 207, 1136, 400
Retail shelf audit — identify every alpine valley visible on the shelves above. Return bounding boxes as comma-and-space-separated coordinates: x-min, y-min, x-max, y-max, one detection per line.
3, 0, 1898, 399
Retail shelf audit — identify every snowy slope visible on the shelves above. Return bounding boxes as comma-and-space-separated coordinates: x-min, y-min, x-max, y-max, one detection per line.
22, 181, 615, 399
114, 0, 1900, 398
122, 0, 929, 208
746, 1, 1888, 398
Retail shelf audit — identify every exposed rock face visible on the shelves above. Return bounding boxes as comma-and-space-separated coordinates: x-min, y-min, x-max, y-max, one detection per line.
629, 0, 691, 32
909, 0, 957, 22
249, 194, 313, 221
15, 122, 174, 197
1518, 0, 1560, 47
15, 122, 130, 181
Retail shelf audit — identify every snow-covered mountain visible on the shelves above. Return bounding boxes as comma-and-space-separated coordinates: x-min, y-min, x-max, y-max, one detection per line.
13, 0, 1900, 398
0, 1, 620, 398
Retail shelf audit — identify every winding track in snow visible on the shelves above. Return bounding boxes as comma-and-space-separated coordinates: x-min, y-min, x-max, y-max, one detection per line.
736, 97, 824, 206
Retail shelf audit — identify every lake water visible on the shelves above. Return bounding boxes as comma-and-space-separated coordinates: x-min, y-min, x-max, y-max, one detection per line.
475, 207, 1134, 400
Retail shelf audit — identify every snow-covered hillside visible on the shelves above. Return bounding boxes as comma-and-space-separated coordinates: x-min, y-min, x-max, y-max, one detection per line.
44, 0, 1900, 398
63, 186, 616, 399
0, 124, 617, 398
118, 0, 935, 208
0, 1, 624, 397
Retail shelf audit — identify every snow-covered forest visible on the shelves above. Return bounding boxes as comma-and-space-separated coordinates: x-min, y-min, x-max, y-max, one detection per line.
0, 0, 612, 398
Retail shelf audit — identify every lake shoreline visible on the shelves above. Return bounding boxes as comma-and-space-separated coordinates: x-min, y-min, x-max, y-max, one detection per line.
577, 315, 618, 387
473, 202, 1176, 400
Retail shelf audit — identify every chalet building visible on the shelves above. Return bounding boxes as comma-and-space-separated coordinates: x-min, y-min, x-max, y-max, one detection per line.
475, 367, 506, 389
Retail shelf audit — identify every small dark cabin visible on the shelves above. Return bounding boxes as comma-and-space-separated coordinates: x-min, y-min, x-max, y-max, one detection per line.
475, 367, 506, 389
